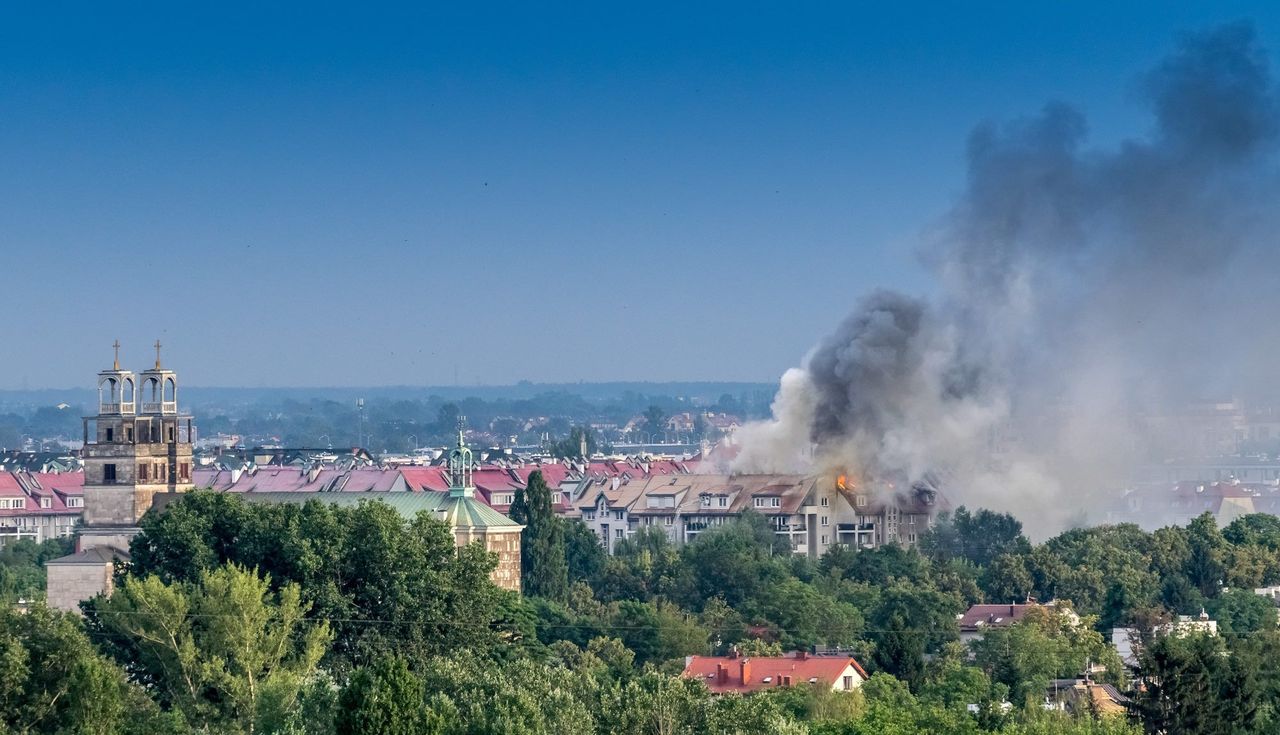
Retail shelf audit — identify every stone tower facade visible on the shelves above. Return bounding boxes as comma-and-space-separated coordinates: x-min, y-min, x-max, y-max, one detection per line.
47, 343, 195, 611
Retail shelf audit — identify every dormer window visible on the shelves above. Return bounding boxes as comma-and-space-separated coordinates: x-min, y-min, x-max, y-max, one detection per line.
41, 498, 51, 509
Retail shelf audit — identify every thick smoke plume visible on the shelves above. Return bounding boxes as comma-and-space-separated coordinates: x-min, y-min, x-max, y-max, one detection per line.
734, 22, 1280, 536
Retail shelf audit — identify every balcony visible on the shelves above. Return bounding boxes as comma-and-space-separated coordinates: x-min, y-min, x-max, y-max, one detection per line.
98, 402, 136, 415
141, 401, 178, 414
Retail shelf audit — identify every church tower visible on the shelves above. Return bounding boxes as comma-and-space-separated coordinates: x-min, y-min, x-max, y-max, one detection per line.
435, 421, 524, 591
47, 342, 196, 611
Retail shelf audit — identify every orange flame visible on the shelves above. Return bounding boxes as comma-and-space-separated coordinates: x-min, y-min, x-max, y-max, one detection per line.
836, 474, 847, 491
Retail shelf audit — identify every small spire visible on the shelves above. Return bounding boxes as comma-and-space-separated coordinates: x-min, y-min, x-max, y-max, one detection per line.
154, 339, 162, 369
112, 340, 121, 371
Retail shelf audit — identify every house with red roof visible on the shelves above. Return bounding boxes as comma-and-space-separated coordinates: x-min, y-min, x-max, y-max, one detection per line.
0, 471, 84, 546
683, 651, 868, 695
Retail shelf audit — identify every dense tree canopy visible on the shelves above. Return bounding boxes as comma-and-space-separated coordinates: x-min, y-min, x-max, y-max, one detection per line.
10, 492, 1280, 733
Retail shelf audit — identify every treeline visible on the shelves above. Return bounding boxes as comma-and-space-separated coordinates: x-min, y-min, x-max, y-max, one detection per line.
193, 390, 764, 451
5, 482, 1280, 732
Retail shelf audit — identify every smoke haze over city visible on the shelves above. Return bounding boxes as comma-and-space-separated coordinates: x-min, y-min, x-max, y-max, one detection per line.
735, 23, 1280, 534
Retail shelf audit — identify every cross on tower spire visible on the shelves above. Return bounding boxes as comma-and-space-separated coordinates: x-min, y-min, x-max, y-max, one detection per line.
154, 340, 162, 369
112, 340, 121, 371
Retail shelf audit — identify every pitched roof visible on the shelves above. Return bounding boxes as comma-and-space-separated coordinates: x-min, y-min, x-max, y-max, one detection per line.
683, 653, 868, 694
235, 490, 522, 530
958, 603, 1043, 630
46, 546, 130, 565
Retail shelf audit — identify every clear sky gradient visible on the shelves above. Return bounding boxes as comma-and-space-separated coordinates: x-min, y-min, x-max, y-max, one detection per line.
3, 2, 1278, 388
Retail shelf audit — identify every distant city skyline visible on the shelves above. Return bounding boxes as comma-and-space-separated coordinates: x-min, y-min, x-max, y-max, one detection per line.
5, 2, 1280, 388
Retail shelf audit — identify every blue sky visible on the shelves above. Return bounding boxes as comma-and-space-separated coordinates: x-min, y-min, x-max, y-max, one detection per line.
3, 2, 1278, 388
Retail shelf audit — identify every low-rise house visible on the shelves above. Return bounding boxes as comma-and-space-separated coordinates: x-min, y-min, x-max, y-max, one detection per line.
1112, 611, 1218, 672
0, 471, 84, 546
682, 651, 868, 694
958, 601, 1080, 645
1044, 678, 1129, 717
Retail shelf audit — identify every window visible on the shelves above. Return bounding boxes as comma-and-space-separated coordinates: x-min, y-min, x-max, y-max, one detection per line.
138, 463, 149, 481
584, 511, 595, 520
701, 495, 711, 507
820, 515, 829, 527
843, 676, 854, 690
770, 497, 780, 508
180, 463, 190, 481
821, 535, 829, 545
67, 497, 83, 508
103, 464, 117, 484
754, 497, 766, 508
41, 497, 51, 509
613, 510, 624, 520
664, 516, 673, 526
718, 497, 727, 507
168, 426, 175, 442
615, 529, 623, 539
126, 427, 134, 442
105, 427, 114, 442
820, 496, 829, 507
856, 495, 867, 508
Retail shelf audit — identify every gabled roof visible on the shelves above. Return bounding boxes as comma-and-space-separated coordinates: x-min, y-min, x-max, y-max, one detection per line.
683, 653, 868, 694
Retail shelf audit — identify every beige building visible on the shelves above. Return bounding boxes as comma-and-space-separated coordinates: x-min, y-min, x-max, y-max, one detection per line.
574, 472, 945, 557
46, 344, 195, 611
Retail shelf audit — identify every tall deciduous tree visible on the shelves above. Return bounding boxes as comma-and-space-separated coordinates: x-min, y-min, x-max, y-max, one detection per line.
94, 564, 331, 734
0, 603, 171, 735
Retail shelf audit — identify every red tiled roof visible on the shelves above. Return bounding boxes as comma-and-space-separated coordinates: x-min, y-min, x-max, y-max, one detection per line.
683, 653, 868, 694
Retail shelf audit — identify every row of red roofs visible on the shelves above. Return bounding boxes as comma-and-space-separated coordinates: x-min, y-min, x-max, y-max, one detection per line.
0, 455, 709, 520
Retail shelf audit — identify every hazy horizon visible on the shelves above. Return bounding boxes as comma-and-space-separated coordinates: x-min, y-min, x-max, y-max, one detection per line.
8, 3, 1280, 388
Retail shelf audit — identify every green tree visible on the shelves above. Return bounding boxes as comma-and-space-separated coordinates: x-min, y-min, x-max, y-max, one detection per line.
1185, 512, 1228, 598
336, 656, 429, 735
127, 492, 511, 670
563, 518, 606, 584
509, 471, 570, 601
1224, 513, 1280, 550
920, 507, 1031, 568
94, 564, 331, 733
0, 602, 171, 735
868, 585, 961, 689
0, 537, 73, 603
1129, 632, 1263, 734
614, 600, 709, 667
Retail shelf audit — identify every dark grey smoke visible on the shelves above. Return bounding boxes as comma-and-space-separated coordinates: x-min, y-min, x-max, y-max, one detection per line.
735, 22, 1280, 534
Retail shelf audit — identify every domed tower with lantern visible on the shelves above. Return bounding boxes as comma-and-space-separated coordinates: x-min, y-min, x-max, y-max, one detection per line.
433, 421, 524, 591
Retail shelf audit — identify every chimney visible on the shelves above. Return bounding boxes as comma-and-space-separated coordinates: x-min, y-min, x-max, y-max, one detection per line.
716, 663, 728, 685
739, 658, 751, 686
795, 650, 807, 661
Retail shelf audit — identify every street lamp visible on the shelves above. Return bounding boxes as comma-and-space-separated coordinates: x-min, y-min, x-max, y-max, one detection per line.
318, 434, 332, 449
